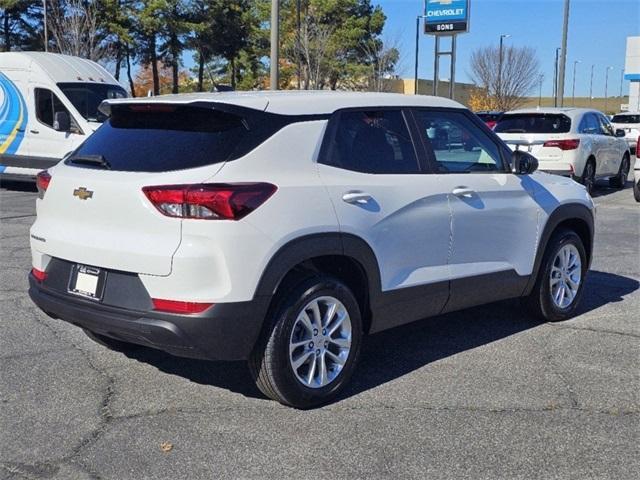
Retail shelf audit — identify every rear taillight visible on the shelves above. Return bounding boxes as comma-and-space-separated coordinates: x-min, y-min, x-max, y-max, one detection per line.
543, 139, 580, 150
152, 298, 213, 314
31, 268, 47, 282
142, 183, 277, 220
36, 170, 52, 199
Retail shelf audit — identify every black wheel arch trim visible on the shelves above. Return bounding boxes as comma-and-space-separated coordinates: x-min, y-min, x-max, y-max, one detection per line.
523, 202, 595, 296
254, 232, 382, 302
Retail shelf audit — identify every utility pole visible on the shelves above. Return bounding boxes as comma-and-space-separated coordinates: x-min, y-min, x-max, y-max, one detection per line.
604, 66, 613, 113
553, 48, 561, 107
414, 16, 426, 94
571, 60, 581, 107
589, 64, 595, 106
557, 0, 571, 107
498, 34, 510, 101
270, 0, 279, 90
43, 0, 48, 52
538, 74, 544, 107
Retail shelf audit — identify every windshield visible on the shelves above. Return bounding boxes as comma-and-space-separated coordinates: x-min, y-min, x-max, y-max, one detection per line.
494, 113, 571, 134
57, 82, 127, 122
611, 114, 640, 124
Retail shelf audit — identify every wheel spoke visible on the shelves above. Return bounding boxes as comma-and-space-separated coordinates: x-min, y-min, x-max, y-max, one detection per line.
292, 351, 313, 370
325, 349, 345, 366
298, 312, 314, 334
306, 354, 317, 384
327, 311, 346, 335
318, 353, 328, 386
330, 336, 350, 349
290, 339, 310, 354
323, 301, 337, 328
309, 301, 322, 328
550, 276, 561, 286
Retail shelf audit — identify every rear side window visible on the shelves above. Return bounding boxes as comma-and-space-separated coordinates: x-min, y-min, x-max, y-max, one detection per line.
611, 114, 640, 123
70, 106, 248, 172
578, 113, 600, 134
494, 114, 571, 134
323, 110, 419, 174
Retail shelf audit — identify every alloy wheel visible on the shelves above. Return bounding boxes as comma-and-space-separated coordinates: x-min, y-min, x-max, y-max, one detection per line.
288, 296, 352, 389
549, 244, 582, 309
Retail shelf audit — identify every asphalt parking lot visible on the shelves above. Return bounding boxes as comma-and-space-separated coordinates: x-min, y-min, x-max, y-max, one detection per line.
1, 178, 638, 480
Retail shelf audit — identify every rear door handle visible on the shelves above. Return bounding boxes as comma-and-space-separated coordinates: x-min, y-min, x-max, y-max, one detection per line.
342, 191, 372, 204
452, 186, 475, 197
30, 129, 40, 134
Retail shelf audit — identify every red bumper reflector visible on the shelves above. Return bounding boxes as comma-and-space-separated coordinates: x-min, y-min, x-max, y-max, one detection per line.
151, 298, 213, 314
31, 268, 47, 282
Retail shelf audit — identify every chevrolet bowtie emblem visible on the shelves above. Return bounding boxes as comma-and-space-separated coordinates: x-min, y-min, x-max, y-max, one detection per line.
73, 187, 93, 200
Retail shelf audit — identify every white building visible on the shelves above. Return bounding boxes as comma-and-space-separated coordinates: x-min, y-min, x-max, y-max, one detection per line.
624, 36, 640, 112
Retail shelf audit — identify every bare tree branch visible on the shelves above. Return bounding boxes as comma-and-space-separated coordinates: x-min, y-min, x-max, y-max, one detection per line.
469, 45, 540, 111
47, 0, 110, 62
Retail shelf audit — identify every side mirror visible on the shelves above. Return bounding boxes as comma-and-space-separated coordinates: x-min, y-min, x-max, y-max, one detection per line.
615, 128, 626, 138
512, 150, 538, 175
53, 111, 71, 132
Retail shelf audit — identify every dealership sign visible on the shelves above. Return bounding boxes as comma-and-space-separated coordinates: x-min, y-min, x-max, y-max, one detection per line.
425, 0, 470, 34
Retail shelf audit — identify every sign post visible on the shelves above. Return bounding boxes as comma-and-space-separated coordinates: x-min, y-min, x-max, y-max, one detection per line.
423, 0, 470, 100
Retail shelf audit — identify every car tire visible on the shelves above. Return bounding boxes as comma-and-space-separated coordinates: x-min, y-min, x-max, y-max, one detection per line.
524, 228, 587, 322
609, 154, 630, 189
249, 275, 362, 409
634, 179, 640, 202
83, 329, 143, 354
580, 159, 596, 194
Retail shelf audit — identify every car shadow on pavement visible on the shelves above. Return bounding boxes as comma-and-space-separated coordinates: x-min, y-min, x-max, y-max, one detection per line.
121, 269, 638, 404
590, 179, 632, 198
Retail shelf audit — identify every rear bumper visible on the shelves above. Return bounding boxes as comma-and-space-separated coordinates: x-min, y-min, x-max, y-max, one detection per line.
28, 274, 271, 361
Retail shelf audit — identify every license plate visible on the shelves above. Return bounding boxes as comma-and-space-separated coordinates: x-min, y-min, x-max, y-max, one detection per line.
68, 264, 105, 300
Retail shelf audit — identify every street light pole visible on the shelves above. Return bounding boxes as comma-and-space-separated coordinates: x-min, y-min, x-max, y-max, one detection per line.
604, 66, 613, 113
571, 60, 581, 107
270, 0, 279, 90
43, 0, 48, 52
414, 16, 423, 95
553, 48, 561, 107
557, 0, 571, 107
589, 64, 594, 107
538, 74, 544, 107
498, 34, 510, 100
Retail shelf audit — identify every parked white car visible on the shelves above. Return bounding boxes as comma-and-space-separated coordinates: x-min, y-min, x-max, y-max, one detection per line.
29, 92, 595, 408
610, 112, 640, 157
495, 108, 631, 193
634, 155, 640, 202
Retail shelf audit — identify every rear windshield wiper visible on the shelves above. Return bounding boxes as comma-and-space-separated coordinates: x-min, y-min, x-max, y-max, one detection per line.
501, 128, 527, 133
68, 154, 111, 170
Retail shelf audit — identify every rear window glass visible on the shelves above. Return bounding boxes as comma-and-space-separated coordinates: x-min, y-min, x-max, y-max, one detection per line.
611, 114, 640, 123
494, 114, 571, 134
476, 113, 502, 122
69, 106, 248, 172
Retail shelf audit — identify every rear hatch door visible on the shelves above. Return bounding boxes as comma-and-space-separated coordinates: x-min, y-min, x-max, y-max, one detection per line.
495, 112, 573, 161
31, 103, 250, 276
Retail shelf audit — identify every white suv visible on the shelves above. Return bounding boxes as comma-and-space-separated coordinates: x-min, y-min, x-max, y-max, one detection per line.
495, 108, 631, 194
29, 92, 595, 408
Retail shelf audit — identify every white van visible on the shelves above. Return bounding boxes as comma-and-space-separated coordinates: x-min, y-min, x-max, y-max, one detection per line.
0, 52, 127, 180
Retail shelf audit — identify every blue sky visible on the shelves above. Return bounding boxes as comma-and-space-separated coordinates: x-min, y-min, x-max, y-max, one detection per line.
375, 0, 639, 97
